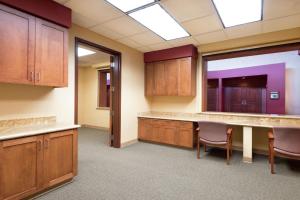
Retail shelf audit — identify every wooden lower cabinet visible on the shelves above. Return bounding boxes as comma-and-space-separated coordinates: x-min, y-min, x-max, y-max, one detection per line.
0, 129, 78, 200
138, 118, 195, 148
43, 130, 78, 188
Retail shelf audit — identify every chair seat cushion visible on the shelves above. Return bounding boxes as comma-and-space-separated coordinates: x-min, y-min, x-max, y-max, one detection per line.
274, 128, 300, 154
274, 147, 300, 157
200, 138, 227, 145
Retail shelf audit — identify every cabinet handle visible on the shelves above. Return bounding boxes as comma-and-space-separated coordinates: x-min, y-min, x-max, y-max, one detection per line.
30, 71, 34, 82
44, 139, 49, 149
36, 72, 40, 82
37, 140, 42, 151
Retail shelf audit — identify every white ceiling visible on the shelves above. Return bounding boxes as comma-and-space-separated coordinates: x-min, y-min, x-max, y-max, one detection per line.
55, 0, 300, 52
78, 44, 111, 67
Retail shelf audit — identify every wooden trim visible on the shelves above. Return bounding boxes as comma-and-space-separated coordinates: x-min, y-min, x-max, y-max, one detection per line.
75, 37, 121, 148
203, 42, 300, 61
144, 44, 198, 63
0, 0, 72, 28
201, 42, 300, 112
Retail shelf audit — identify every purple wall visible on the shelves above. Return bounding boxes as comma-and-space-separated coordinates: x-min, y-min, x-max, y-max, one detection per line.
207, 63, 286, 114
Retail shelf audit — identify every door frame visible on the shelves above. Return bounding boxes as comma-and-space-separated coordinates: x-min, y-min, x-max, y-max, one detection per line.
201, 42, 300, 112
74, 37, 121, 148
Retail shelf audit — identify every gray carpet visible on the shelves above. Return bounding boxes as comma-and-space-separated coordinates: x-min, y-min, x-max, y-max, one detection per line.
37, 128, 300, 200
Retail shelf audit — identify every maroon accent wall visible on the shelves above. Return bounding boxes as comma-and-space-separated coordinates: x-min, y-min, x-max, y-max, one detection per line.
207, 63, 286, 114
0, 0, 72, 28
144, 44, 198, 63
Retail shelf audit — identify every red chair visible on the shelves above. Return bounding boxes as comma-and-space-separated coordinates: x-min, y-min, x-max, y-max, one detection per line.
197, 121, 233, 165
268, 127, 300, 174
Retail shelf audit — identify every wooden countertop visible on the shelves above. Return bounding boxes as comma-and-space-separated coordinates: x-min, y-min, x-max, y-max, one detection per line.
138, 112, 300, 129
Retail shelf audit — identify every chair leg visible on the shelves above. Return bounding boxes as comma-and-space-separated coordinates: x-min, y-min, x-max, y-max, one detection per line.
204, 144, 207, 152
268, 144, 271, 164
230, 138, 233, 156
197, 139, 200, 159
226, 143, 230, 165
270, 149, 275, 174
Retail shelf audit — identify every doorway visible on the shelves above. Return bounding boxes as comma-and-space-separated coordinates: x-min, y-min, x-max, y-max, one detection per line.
74, 38, 121, 148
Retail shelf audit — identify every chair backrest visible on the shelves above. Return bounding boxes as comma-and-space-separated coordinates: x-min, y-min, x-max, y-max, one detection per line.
273, 127, 300, 154
197, 121, 228, 142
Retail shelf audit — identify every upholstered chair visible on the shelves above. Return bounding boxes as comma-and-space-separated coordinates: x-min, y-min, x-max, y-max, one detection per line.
197, 121, 233, 165
268, 127, 300, 174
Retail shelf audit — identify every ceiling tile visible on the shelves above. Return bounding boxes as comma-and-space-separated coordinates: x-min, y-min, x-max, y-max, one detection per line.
117, 37, 143, 48
72, 11, 99, 28
194, 30, 227, 44
161, 0, 215, 22
65, 0, 123, 24
137, 46, 153, 53
167, 37, 198, 47
182, 15, 222, 35
264, 0, 300, 20
224, 22, 262, 39
263, 14, 300, 33
90, 25, 125, 40
101, 16, 147, 37
129, 32, 164, 46
148, 42, 173, 51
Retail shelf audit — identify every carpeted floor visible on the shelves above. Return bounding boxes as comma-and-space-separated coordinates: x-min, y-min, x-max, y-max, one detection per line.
37, 128, 300, 200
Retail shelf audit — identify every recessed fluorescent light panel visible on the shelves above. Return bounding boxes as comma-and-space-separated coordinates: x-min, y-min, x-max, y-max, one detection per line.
106, 0, 155, 12
77, 47, 96, 57
129, 4, 190, 40
213, 0, 263, 28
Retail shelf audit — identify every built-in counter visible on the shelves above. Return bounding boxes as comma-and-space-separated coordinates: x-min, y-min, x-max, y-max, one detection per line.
138, 111, 300, 163
0, 116, 80, 200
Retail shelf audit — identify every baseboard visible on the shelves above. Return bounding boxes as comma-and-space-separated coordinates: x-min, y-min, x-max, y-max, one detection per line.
80, 124, 109, 131
121, 139, 138, 148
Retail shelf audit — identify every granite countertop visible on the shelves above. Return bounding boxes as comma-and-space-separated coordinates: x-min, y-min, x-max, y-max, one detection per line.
138, 112, 300, 128
0, 123, 80, 141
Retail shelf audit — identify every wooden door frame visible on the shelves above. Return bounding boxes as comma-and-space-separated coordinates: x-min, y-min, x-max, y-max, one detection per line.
201, 42, 300, 112
74, 37, 121, 148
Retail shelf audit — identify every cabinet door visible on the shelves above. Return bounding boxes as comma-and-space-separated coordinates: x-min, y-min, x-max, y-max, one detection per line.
0, 4, 35, 84
178, 57, 196, 96
145, 63, 154, 96
0, 136, 43, 200
165, 59, 179, 96
160, 126, 177, 145
176, 128, 194, 148
43, 130, 77, 188
153, 62, 166, 95
35, 18, 68, 87
138, 118, 153, 140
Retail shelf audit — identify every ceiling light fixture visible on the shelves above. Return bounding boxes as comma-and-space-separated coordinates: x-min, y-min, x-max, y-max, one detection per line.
105, 0, 156, 12
212, 0, 263, 28
77, 47, 96, 57
129, 4, 190, 40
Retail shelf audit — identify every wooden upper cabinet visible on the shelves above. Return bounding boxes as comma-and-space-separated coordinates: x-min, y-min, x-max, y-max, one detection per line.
0, 5, 35, 84
0, 4, 68, 87
153, 62, 166, 95
145, 57, 196, 96
165, 59, 179, 96
145, 63, 154, 96
178, 57, 196, 96
0, 136, 43, 200
35, 19, 68, 87
43, 130, 77, 188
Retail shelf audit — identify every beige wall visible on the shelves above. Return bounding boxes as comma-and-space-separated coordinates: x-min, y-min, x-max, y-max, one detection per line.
78, 67, 110, 128
0, 24, 151, 145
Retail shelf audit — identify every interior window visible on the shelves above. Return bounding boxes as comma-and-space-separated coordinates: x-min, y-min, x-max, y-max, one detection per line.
98, 69, 111, 108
